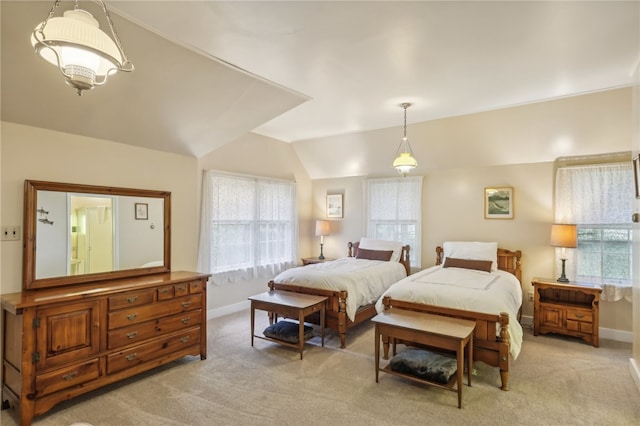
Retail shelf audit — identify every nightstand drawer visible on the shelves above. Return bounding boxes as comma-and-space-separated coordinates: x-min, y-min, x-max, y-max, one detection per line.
566, 310, 592, 323
567, 320, 593, 334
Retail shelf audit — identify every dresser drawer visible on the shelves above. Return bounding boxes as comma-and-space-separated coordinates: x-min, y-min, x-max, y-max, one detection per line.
109, 289, 155, 310
157, 280, 203, 300
108, 294, 202, 329
189, 280, 204, 294
157, 285, 175, 300
174, 282, 189, 297
107, 328, 201, 374
35, 358, 100, 397
566, 310, 592, 323
107, 309, 202, 349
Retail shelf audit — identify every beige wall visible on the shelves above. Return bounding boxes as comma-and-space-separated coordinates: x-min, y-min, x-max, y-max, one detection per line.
311, 162, 633, 333
294, 88, 631, 179
0, 87, 634, 336
196, 132, 312, 311
0, 122, 199, 294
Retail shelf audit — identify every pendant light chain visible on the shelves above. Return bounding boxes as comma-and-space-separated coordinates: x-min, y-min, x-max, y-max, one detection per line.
402, 102, 410, 138
36, 0, 62, 34
392, 102, 418, 176
98, 0, 132, 65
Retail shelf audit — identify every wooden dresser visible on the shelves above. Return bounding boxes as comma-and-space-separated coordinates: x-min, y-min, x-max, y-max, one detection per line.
532, 277, 602, 347
1, 271, 209, 426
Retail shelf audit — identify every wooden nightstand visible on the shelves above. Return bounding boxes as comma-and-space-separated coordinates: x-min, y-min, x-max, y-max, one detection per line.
301, 257, 335, 265
532, 277, 602, 347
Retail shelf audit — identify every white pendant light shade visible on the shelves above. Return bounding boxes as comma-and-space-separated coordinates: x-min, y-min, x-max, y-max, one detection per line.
392, 103, 418, 176
31, 1, 134, 95
393, 147, 418, 174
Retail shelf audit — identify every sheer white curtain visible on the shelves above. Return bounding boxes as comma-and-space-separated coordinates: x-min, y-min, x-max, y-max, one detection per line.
197, 170, 297, 285
555, 163, 633, 302
365, 176, 423, 268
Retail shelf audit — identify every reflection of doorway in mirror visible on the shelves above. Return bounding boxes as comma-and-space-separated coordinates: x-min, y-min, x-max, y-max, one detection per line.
71, 195, 115, 274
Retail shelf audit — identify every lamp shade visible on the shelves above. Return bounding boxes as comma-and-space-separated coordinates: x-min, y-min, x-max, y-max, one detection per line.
30, 2, 134, 95
550, 224, 577, 248
315, 220, 330, 237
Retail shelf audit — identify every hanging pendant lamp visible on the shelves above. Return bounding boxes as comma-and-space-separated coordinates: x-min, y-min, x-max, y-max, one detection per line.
31, 0, 134, 96
392, 102, 418, 176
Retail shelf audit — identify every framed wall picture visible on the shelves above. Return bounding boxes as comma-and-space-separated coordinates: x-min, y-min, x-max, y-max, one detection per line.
326, 194, 343, 218
634, 156, 640, 199
484, 187, 514, 219
135, 203, 148, 220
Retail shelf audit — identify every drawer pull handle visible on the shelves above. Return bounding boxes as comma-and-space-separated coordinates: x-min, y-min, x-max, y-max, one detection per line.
181, 301, 190, 308
62, 371, 78, 381
127, 296, 138, 303
177, 285, 185, 291
181, 317, 191, 324
127, 314, 138, 321
160, 289, 170, 294
574, 313, 585, 319
180, 336, 190, 343
125, 353, 137, 361
126, 331, 138, 339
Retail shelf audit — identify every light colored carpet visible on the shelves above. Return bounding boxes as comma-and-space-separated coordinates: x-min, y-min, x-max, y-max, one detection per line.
2, 310, 639, 425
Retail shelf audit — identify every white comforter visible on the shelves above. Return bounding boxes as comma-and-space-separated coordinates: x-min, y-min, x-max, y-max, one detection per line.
273, 257, 407, 322
375, 265, 523, 359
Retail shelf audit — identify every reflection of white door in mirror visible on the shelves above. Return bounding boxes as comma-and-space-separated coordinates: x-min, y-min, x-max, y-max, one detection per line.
70, 194, 115, 275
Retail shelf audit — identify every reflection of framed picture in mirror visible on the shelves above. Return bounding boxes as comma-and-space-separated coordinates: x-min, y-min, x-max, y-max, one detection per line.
135, 203, 148, 220
484, 187, 513, 219
327, 194, 343, 218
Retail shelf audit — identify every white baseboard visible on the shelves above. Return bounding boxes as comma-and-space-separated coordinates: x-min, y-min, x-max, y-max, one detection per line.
207, 307, 634, 343
520, 315, 533, 328
601, 327, 633, 343
207, 300, 249, 320
630, 358, 640, 394
520, 314, 632, 343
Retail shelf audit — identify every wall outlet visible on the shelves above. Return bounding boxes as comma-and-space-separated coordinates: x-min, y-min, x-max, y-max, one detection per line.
528, 290, 534, 302
1, 225, 21, 241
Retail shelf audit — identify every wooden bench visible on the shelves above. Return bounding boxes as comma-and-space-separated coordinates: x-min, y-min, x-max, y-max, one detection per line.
249, 290, 326, 359
371, 308, 476, 408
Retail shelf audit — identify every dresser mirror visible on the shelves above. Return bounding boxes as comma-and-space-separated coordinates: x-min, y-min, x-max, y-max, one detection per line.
23, 180, 171, 290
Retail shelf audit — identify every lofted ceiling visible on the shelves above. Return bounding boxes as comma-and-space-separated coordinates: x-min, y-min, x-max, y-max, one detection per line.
1, 1, 639, 160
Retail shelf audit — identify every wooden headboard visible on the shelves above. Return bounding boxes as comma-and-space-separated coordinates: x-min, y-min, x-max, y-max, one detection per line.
435, 246, 522, 284
348, 241, 411, 276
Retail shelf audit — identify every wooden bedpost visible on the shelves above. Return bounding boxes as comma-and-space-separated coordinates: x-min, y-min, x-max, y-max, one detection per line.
337, 291, 348, 348
381, 296, 392, 358
435, 246, 444, 265
498, 311, 511, 391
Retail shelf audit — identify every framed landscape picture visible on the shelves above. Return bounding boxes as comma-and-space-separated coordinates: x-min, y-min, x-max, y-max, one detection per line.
484, 187, 513, 219
326, 194, 343, 218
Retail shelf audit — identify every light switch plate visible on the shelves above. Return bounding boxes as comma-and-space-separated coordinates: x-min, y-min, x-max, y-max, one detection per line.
1, 225, 21, 241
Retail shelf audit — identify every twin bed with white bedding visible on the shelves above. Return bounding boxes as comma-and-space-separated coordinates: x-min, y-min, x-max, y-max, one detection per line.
268, 238, 410, 348
377, 241, 523, 390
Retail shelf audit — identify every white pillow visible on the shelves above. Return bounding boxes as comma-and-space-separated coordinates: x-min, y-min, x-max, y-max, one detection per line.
359, 238, 404, 263
442, 241, 498, 272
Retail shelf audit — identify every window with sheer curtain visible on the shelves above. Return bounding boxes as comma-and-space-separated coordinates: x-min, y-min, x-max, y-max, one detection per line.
365, 176, 423, 268
555, 163, 633, 302
197, 171, 297, 285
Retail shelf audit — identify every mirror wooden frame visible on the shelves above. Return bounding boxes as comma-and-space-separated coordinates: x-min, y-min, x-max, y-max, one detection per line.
23, 180, 171, 290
